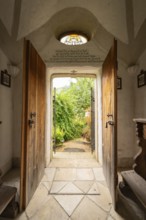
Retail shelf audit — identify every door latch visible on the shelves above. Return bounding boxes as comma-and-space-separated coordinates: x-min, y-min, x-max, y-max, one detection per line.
105, 120, 115, 128
28, 119, 35, 128
107, 113, 113, 118
30, 112, 36, 118
106, 113, 114, 128
28, 112, 36, 128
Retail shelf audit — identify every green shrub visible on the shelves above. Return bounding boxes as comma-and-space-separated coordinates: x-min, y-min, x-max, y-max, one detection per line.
55, 127, 64, 144
53, 78, 94, 145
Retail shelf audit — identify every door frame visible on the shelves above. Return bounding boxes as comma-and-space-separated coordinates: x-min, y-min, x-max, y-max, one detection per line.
45, 70, 101, 163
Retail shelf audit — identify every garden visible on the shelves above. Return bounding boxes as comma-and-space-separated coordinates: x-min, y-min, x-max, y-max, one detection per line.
53, 77, 94, 149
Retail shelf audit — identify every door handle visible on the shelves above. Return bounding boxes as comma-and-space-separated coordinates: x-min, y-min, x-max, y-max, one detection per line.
105, 120, 114, 128
28, 119, 35, 128
28, 112, 36, 128
30, 112, 36, 118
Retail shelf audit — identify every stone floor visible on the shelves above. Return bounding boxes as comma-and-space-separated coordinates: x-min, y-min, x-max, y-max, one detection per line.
0, 154, 126, 220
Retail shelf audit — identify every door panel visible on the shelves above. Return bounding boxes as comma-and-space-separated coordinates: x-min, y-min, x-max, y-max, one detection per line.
20, 40, 46, 209
102, 39, 118, 209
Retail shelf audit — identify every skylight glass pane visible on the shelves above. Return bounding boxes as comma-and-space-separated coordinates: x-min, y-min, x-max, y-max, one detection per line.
60, 34, 88, 45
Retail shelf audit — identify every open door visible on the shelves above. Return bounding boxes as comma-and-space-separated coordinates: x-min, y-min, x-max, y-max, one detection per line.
20, 40, 46, 209
102, 39, 118, 209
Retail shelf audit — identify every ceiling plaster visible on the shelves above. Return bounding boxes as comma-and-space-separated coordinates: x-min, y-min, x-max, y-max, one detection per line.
18, 0, 128, 43
27, 7, 105, 67
0, 0, 15, 35
133, 0, 146, 37
0, 0, 146, 68
90, 0, 128, 44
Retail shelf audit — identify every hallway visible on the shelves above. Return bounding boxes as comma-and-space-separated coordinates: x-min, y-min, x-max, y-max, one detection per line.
0, 156, 125, 220
0, 1, 146, 219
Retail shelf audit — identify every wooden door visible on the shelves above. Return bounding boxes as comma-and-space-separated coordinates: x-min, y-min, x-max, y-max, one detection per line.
102, 39, 118, 209
20, 40, 46, 209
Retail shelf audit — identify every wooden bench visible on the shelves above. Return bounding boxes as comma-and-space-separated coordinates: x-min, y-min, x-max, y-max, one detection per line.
0, 169, 18, 218
118, 119, 146, 218
121, 170, 146, 209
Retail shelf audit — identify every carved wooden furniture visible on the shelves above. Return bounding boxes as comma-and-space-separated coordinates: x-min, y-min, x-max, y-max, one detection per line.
119, 119, 146, 218
121, 170, 146, 210
133, 118, 146, 180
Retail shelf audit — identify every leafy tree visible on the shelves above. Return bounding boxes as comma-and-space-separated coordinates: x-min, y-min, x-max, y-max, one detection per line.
66, 78, 94, 118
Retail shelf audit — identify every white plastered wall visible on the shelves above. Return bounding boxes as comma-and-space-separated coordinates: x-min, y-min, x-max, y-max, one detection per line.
133, 49, 146, 154
0, 48, 13, 175
134, 49, 146, 118
117, 64, 135, 167
12, 65, 22, 167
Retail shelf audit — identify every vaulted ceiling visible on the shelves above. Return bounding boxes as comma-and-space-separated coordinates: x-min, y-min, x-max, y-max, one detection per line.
0, 0, 146, 68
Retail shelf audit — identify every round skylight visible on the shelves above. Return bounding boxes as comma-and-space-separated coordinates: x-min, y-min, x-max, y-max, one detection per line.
59, 33, 88, 45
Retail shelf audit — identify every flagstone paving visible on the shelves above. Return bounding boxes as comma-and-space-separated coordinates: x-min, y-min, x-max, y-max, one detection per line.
0, 156, 127, 220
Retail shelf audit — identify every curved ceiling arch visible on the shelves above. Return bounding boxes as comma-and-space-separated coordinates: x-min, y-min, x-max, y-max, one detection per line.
0, 1, 146, 66
49, 7, 99, 42
18, 0, 128, 44
27, 7, 102, 52
18, 2, 99, 39
21, 6, 100, 41
27, 7, 111, 67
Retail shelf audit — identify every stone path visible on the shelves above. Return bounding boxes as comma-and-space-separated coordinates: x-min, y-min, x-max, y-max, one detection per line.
55, 138, 91, 152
